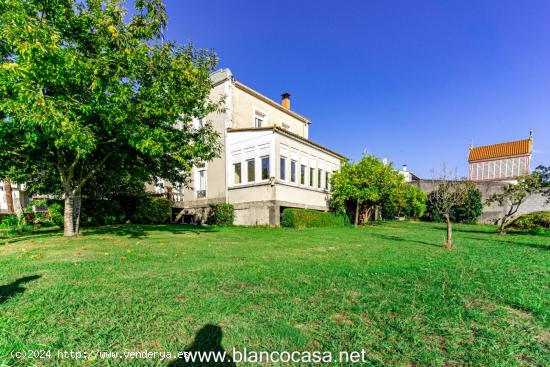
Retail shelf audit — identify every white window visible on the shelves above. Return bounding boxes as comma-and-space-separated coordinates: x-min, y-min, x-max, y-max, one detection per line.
280, 156, 287, 180
247, 159, 255, 182
261, 156, 270, 180
196, 166, 207, 198
234, 162, 242, 184
254, 109, 266, 127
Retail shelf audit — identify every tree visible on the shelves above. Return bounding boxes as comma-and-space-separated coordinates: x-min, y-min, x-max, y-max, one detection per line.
425, 181, 483, 224
535, 165, 550, 203
2, 179, 14, 214
428, 169, 468, 250
382, 182, 427, 220
0, 0, 221, 236
487, 173, 542, 234
330, 156, 403, 226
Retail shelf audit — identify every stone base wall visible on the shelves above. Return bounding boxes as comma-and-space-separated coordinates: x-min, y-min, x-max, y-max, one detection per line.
414, 180, 549, 224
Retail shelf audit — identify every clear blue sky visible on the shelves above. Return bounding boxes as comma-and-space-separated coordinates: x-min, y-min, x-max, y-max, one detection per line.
162, 0, 549, 178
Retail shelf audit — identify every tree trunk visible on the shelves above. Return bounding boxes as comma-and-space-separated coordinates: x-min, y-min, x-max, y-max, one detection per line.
499, 218, 508, 235
354, 201, 360, 228
444, 214, 453, 250
64, 192, 75, 237
4, 179, 15, 214
73, 191, 82, 235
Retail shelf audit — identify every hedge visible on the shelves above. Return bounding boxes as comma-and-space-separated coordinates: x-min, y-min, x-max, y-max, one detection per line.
509, 211, 550, 232
281, 208, 348, 228
207, 203, 234, 226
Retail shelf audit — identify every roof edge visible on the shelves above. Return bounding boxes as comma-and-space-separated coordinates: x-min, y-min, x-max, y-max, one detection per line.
233, 81, 311, 125
227, 126, 347, 160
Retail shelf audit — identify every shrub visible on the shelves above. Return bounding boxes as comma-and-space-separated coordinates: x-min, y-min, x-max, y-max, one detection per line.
382, 184, 427, 220
0, 214, 21, 228
424, 183, 483, 224
130, 196, 171, 224
81, 199, 125, 227
509, 211, 550, 232
207, 203, 234, 226
281, 208, 348, 228
47, 202, 65, 227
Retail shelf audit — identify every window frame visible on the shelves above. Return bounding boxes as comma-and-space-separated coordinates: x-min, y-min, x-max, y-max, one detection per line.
261, 155, 270, 181
280, 156, 287, 181
233, 162, 242, 185
246, 158, 256, 183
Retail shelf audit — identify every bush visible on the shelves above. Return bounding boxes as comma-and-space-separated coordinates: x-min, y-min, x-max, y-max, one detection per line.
509, 211, 550, 232
0, 214, 21, 228
281, 208, 348, 228
207, 203, 234, 226
81, 199, 125, 227
424, 183, 483, 224
130, 196, 171, 224
47, 202, 64, 227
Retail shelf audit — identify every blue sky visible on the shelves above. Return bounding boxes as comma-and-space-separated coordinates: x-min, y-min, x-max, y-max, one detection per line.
162, 0, 549, 178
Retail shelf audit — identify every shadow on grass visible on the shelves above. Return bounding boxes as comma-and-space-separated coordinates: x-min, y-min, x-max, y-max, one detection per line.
0, 275, 41, 304
84, 224, 219, 239
371, 233, 442, 248
464, 235, 550, 251
0, 227, 62, 245
430, 224, 498, 235
168, 324, 235, 367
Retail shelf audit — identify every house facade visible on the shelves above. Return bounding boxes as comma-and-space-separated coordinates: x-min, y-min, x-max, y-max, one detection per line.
167, 69, 345, 226
468, 132, 533, 182
0, 182, 28, 214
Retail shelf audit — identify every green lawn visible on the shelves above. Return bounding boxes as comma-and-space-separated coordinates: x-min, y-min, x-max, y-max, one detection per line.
0, 222, 549, 366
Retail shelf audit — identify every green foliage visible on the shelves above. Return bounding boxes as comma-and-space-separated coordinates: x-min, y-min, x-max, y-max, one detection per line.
330, 156, 404, 224
0, 0, 221, 235
130, 196, 171, 224
81, 200, 125, 227
509, 211, 550, 233
536, 165, 550, 203
47, 202, 65, 227
382, 183, 427, 220
0, 214, 20, 228
487, 173, 542, 233
207, 203, 234, 226
281, 208, 348, 228
425, 183, 483, 224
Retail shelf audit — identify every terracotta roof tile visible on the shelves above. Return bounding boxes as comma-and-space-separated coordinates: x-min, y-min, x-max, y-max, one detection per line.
468, 139, 532, 161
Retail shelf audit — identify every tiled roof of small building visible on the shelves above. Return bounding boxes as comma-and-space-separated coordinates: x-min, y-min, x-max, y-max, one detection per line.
468, 138, 532, 161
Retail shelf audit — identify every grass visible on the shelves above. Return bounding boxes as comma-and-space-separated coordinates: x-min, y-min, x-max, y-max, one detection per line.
0, 221, 548, 366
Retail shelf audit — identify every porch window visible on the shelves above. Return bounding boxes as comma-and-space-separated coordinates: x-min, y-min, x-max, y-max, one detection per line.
261, 156, 270, 180
318, 169, 322, 188
247, 159, 255, 182
234, 162, 242, 184
300, 165, 306, 185
310, 168, 315, 186
280, 157, 286, 180
291, 160, 297, 182
325, 171, 330, 190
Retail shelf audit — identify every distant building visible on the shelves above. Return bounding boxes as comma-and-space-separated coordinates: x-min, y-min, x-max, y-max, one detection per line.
398, 164, 420, 183
468, 132, 533, 182
0, 182, 29, 214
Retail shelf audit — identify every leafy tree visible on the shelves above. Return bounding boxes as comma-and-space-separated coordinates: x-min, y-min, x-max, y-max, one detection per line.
535, 165, 550, 203
487, 173, 542, 234
330, 156, 403, 226
0, 0, 221, 236
382, 182, 427, 220
427, 169, 469, 250
425, 181, 483, 224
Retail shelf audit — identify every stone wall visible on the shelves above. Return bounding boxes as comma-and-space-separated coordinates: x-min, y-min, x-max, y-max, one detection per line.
414, 180, 549, 224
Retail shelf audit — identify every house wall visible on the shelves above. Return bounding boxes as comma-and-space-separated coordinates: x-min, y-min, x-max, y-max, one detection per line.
231, 85, 309, 138
0, 183, 28, 213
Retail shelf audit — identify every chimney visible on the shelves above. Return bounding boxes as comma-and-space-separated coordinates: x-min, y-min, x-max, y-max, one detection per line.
402, 164, 408, 172
281, 93, 291, 110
